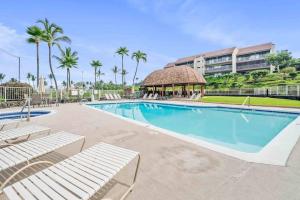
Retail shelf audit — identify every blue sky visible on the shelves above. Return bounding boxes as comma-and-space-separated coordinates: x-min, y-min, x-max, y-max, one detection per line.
0, 0, 300, 86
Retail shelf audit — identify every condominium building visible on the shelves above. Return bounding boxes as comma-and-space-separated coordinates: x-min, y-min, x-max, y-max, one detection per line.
165, 43, 275, 75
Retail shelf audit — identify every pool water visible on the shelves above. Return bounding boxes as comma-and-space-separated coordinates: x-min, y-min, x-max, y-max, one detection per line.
89, 102, 298, 153
0, 111, 50, 120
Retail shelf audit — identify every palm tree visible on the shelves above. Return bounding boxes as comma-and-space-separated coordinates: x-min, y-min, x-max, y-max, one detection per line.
90, 60, 102, 88
48, 74, 54, 88
121, 69, 128, 85
31, 75, 36, 89
0, 73, 5, 84
26, 25, 44, 88
111, 65, 119, 84
96, 69, 105, 82
116, 47, 129, 87
37, 18, 71, 100
53, 47, 78, 90
26, 73, 32, 85
131, 50, 147, 91
62, 81, 67, 88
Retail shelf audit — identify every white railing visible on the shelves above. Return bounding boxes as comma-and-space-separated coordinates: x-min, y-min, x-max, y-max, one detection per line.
0, 87, 32, 102
205, 85, 300, 97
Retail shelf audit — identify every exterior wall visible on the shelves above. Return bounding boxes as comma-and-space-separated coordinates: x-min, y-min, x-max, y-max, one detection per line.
194, 56, 205, 75
232, 48, 238, 73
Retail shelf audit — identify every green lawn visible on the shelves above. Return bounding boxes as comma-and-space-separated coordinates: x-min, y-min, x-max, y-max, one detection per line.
201, 96, 300, 108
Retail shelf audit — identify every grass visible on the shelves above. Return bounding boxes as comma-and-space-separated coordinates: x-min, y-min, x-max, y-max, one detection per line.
200, 96, 300, 108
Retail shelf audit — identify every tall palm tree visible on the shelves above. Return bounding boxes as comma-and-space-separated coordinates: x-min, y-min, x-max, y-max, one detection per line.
131, 50, 147, 91
97, 69, 105, 82
37, 18, 71, 100
0, 73, 5, 84
111, 65, 119, 84
90, 60, 102, 88
53, 47, 78, 90
116, 47, 129, 87
31, 75, 36, 89
48, 74, 54, 88
121, 69, 128, 85
26, 73, 32, 85
26, 25, 44, 88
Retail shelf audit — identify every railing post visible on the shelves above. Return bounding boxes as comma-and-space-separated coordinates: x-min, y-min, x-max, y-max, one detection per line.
286, 85, 288, 96
297, 85, 300, 97
4, 87, 6, 102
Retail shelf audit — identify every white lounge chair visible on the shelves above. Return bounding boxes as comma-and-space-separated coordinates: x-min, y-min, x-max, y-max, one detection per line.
189, 93, 196, 100
108, 93, 115, 100
0, 125, 51, 147
117, 94, 122, 100
0, 132, 85, 174
142, 93, 148, 99
113, 93, 119, 100
194, 93, 202, 100
104, 94, 110, 100
3, 142, 140, 200
152, 93, 158, 100
147, 93, 153, 99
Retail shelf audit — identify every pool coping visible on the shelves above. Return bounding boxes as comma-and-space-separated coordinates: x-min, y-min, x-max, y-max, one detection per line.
85, 100, 300, 166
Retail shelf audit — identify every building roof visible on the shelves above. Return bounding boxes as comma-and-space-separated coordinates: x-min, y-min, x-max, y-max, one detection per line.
237, 42, 273, 56
164, 62, 175, 68
203, 47, 236, 58
142, 66, 206, 86
175, 55, 198, 64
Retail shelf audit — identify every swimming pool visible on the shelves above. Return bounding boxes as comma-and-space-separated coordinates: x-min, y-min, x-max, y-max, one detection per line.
88, 101, 300, 165
0, 111, 51, 120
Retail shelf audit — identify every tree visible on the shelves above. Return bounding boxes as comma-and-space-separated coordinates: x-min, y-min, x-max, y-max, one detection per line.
121, 69, 128, 85
0, 73, 5, 84
31, 75, 36, 88
131, 50, 147, 92
48, 74, 54, 88
266, 50, 294, 72
90, 60, 102, 88
111, 65, 119, 84
10, 78, 17, 82
53, 47, 78, 90
38, 18, 71, 101
26, 25, 44, 88
281, 67, 296, 80
96, 69, 105, 82
26, 73, 32, 85
250, 70, 268, 82
116, 47, 129, 88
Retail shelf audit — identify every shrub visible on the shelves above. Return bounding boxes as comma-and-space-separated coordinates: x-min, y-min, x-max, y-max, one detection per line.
250, 70, 269, 82
289, 72, 297, 80
281, 66, 296, 74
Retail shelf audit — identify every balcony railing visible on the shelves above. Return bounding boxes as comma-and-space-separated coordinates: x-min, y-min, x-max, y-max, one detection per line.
205, 65, 232, 73
237, 63, 269, 71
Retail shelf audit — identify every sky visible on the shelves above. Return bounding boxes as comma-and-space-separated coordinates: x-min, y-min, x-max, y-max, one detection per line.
0, 0, 300, 86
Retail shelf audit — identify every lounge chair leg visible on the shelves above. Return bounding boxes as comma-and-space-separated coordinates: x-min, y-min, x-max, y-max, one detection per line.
0, 160, 54, 193
80, 138, 86, 152
119, 154, 141, 200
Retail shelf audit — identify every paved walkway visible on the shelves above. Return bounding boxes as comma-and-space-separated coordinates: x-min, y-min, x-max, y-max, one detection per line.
3, 103, 300, 200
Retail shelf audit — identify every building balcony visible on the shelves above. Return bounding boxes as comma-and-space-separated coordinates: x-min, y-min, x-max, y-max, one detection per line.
205, 65, 232, 73
237, 63, 269, 71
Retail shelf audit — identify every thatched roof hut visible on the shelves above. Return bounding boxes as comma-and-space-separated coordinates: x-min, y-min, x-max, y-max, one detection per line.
142, 66, 206, 97
142, 66, 206, 86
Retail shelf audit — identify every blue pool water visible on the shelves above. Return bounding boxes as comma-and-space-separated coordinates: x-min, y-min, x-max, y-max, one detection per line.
89, 102, 298, 153
0, 111, 50, 120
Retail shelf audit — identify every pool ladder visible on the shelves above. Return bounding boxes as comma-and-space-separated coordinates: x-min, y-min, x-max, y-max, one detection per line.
242, 96, 250, 107
20, 96, 31, 121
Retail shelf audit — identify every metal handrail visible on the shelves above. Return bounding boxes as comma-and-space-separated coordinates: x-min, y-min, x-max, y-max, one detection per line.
242, 96, 250, 106
20, 96, 31, 121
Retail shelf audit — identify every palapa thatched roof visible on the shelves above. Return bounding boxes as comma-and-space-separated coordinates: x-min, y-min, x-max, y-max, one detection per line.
142, 66, 206, 86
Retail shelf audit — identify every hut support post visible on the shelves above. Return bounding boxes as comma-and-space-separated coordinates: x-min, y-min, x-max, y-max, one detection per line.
201, 85, 204, 97
187, 84, 190, 97
172, 84, 175, 96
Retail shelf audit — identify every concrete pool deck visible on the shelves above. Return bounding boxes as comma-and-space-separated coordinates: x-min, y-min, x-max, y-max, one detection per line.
2, 102, 300, 200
